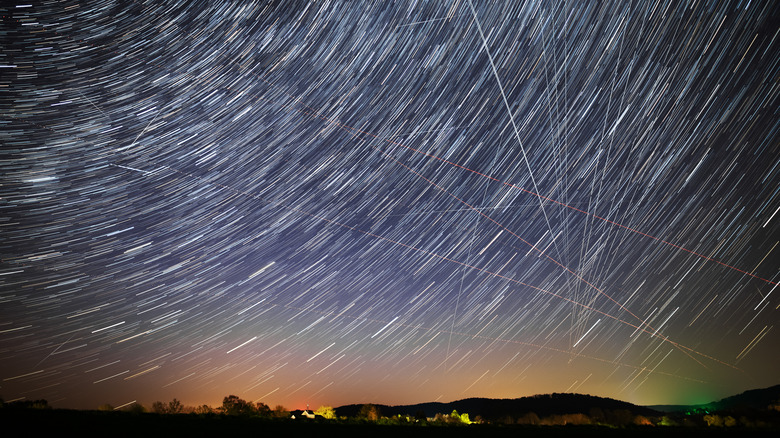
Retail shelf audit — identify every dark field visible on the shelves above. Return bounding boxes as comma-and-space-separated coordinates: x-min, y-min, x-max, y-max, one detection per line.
3, 409, 777, 438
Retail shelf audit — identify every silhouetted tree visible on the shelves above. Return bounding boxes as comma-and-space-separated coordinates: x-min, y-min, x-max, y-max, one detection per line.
152, 401, 167, 414
272, 404, 289, 418
445, 409, 471, 424
194, 404, 213, 415
221, 395, 255, 416
168, 398, 183, 414
358, 404, 381, 421
255, 402, 272, 418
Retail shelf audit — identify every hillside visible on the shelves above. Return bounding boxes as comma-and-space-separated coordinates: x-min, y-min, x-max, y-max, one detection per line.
649, 384, 780, 413
337, 392, 660, 421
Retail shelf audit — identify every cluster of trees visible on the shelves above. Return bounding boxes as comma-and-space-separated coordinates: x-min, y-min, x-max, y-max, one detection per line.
0, 399, 51, 410
703, 414, 737, 427
431, 409, 476, 425
90, 395, 288, 417
496, 409, 654, 427
145, 395, 340, 421
698, 413, 780, 428
492, 409, 780, 428
151, 398, 183, 414
350, 404, 478, 426
153, 395, 290, 418
219, 395, 283, 417
147, 399, 481, 425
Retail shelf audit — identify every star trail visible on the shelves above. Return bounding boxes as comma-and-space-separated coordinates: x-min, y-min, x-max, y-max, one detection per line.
1, 1, 778, 410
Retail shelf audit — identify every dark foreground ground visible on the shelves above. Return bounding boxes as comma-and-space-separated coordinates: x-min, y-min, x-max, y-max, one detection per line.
3, 409, 778, 438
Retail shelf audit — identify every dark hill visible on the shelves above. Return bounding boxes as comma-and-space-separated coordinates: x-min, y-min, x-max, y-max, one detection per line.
337, 393, 659, 421
711, 384, 780, 411
649, 384, 780, 413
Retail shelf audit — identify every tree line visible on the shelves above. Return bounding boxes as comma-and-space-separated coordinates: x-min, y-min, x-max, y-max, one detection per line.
4, 394, 779, 428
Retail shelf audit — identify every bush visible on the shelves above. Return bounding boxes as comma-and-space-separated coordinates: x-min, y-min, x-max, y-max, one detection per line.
314, 405, 336, 419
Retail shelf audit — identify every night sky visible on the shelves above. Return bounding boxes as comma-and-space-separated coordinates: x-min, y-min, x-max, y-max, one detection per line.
2, 1, 778, 411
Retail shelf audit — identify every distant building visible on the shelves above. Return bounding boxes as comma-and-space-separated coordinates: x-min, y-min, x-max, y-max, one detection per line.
290, 409, 317, 419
